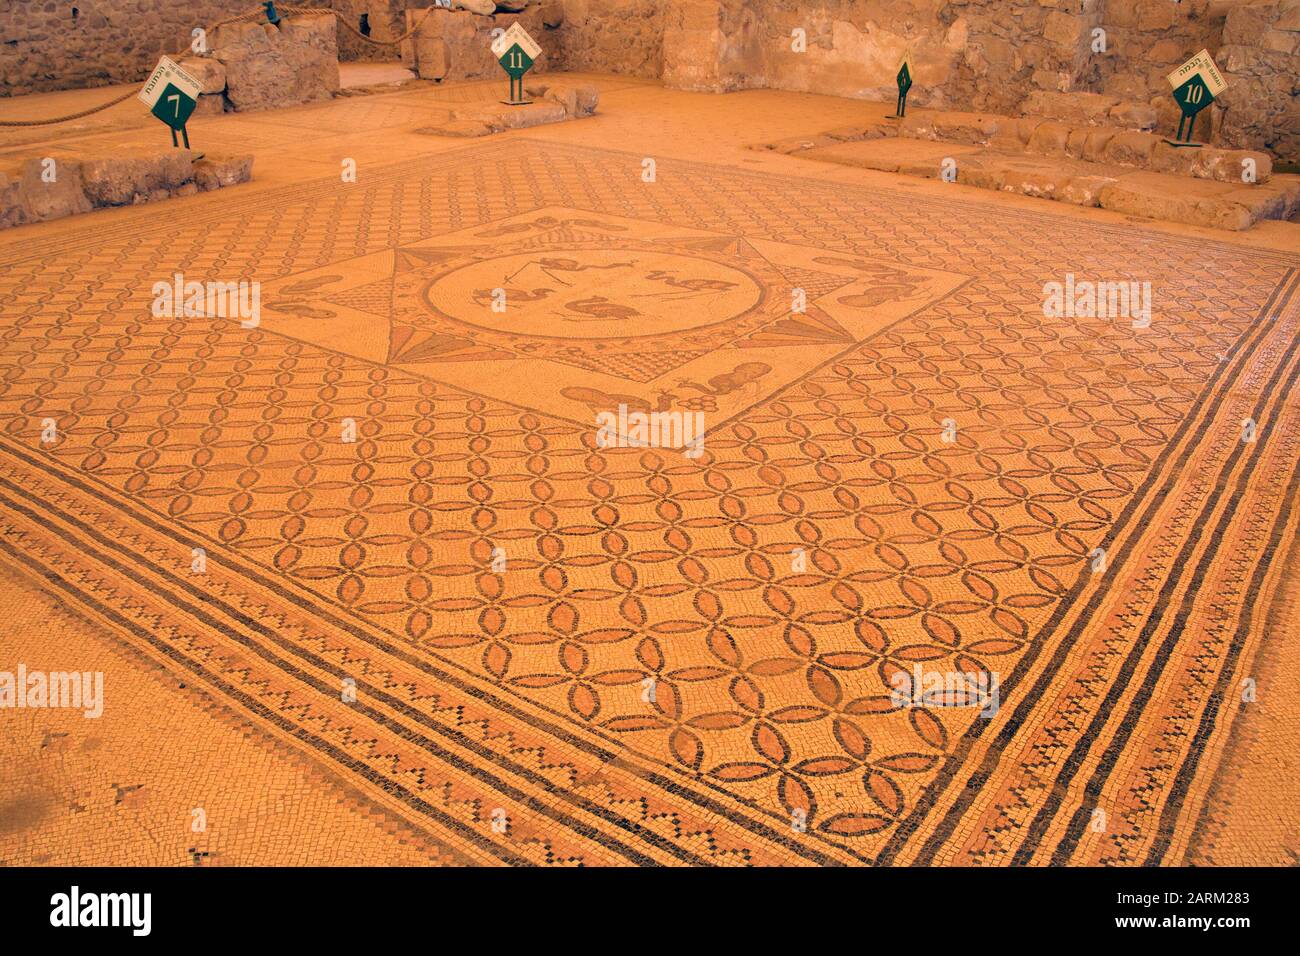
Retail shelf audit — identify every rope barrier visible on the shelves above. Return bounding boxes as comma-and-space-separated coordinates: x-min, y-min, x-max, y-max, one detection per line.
280, 5, 441, 46
0, 4, 443, 128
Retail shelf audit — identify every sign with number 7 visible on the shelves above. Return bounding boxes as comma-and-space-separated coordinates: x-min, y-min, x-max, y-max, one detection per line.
138, 56, 202, 145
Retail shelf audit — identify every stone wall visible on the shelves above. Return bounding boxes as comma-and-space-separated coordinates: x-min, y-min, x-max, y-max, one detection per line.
1096, 0, 1223, 103
942, 0, 1107, 113
644, 0, 1295, 159
0, 1, 400, 97
402, 6, 554, 82
4, 0, 1296, 160
208, 13, 341, 112
661, 0, 762, 92
553, 0, 663, 78
1216, 0, 1300, 159
739, 0, 960, 105
333, 0, 408, 62
652, 0, 1110, 111
0, 1, 253, 96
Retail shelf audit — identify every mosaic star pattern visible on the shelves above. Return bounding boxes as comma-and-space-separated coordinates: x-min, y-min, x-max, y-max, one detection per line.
1, 139, 1297, 866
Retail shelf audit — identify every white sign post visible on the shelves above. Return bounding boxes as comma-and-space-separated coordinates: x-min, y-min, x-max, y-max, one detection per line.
1165, 49, 1228, 99
1164, 49, 1227, 145
491, 23, 542, 105
138, 56, 204, 148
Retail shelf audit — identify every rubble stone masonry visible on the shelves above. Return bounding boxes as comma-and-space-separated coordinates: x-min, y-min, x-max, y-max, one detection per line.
2, 1, 1295, 160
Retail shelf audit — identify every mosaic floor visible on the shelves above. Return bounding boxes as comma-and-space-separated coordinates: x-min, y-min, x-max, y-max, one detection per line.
1, 80, 1298, 866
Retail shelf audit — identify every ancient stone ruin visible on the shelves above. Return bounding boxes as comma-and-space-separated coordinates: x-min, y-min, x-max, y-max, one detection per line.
3, 1, 1295, 159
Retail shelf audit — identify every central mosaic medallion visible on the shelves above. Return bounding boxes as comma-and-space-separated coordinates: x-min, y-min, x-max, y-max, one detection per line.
259, 206, 971, 425
423, 245, 765, 340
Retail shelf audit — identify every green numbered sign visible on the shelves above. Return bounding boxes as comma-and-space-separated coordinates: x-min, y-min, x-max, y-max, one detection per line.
138, 56, 203, 148
1165, 50, 1227, 145
150, 82, 198, 132
499, 43, 534, 80
1173, 74, 1213, 118
891, 55, 913, 118
491, 23, 543, 105
897, 62, 913, 97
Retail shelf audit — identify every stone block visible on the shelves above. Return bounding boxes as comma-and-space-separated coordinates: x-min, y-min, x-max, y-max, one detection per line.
0, 147, 253, 231
1194, 148, 1273, 185
1098, 174, 1257, 230
1027, 121, 1073, 156
415, 38, 451, 80
1000, 163, 1071, 200
1021, 91, 1119, 125
1108, 102, 1158, 131
80, 150, 196, 206
930, 112, 1007, 145
1149, 141, 1201, 177
1043, 11, 1088, 49
19, 157, 92, 222
1248, 173, 1300, 220
1081, 128, 1118, 162
418, 120, 494, 137
1104, 131, 1160, 167
1134, 0, 1177, 32
1060, 174, 1118, 207
194, 155, 254, 192
215, 14, 339, 113
540, 1, 565, 28
454, 101, 568, 133
1015, 118, 1045, 144
1065, 127, 1091, 159
823, 125, 880, 143
177, 57, 227, 95
0, 170, 28, 229
898, 115, 938, 141
954, 155, 1010, 191
194, 94, 227, 117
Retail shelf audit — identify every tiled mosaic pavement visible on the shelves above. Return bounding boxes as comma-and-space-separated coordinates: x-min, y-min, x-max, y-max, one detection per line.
1, 129, 1298, 865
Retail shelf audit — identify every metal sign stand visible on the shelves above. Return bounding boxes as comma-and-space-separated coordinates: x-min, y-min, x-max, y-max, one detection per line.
138, 57, 203, 150
1163, 49, 1227, 149
504, 72, 530, 107
1166, 75, 1211, 148
888, 57, 912, 120
492, 23, 540, 107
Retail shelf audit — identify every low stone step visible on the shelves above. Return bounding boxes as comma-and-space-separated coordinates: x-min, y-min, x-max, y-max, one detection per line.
415, 81, 598, 137
1019, 91, 1159, 132
763, 108, 1274, 187
1097, 172, 1300, 232
0, 147, 253, 230
781, 137, 1300, 232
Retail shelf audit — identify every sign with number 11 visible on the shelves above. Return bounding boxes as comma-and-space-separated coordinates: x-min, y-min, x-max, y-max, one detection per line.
491, 23, 542, 105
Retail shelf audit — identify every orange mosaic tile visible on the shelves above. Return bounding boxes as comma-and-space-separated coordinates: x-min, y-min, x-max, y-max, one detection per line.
1, 79, 1298, 868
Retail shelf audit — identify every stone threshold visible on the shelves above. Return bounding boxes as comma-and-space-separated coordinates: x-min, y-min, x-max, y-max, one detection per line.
759, 107, 1274, 187
779, 135, 1299, 231
1, 147, 253, 231
415, 80, 597, 137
